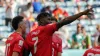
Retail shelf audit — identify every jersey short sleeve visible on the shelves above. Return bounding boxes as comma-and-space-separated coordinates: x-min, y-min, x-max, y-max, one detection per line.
13, 38, 24, 53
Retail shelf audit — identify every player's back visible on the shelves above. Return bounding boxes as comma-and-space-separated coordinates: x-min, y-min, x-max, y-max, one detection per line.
25, 23, 57, 56
5, 32, 24, 56
83, 46, 100, 56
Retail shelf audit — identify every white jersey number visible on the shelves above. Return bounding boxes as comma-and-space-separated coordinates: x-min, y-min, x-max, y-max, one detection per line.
32, 37, 38, 54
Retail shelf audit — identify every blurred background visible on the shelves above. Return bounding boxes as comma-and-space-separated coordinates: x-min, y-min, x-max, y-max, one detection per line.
0, 0, 100, 56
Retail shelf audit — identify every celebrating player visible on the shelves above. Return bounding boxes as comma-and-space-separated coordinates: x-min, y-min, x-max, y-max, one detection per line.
25, 8, 93, 56
83, 35, 100, 56
5, 16, 26, 56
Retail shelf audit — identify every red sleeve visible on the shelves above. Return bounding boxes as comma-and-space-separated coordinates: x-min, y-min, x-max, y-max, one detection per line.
25, 33, 37, 50
83, 50, 89, 56
13, 38, 24, 53
45, 23, 57, 35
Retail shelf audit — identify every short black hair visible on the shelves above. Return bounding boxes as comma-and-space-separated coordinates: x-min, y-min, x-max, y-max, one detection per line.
98, 35, 100, 43
36, 12, 52, 21
12, 16, 24, 30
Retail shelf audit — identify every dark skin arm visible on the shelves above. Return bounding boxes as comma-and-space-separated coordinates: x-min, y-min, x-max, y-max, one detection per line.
56, 8, 92, 29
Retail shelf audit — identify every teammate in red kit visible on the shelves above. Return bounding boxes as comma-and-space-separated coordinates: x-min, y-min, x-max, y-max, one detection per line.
52, 33, 62, 56
25, 8, 93, 56
52, 18, 62, 56
5, 16, 26, 56
83, 35, 100, 56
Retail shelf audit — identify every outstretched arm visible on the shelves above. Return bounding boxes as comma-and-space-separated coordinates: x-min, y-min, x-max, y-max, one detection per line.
56, 8, 92, 29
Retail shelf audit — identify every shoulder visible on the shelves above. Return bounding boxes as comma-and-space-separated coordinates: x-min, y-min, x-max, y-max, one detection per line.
27, 27, 41, 37
86, 48, 92, 52
52, 33, 62, 43
85, 48, 93, 53
46, 23, 57, 27
6, 32, 24, 43
13, 32, 24, 41
6, 33, 15, 43
7, 32, 17, 40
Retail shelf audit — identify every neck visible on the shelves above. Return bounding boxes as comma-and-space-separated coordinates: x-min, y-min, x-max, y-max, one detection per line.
39, 24, 45, 26
15, 29, 22, 35
38, 22, 46, 26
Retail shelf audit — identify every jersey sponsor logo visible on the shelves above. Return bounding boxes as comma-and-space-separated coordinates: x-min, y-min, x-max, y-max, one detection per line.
18, 40, 23, 47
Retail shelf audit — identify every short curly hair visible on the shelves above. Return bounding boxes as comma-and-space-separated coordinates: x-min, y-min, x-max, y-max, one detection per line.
36, 12, 52, 21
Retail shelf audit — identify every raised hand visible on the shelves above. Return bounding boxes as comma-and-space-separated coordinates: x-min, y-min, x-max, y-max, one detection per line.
82, 8, 93, 15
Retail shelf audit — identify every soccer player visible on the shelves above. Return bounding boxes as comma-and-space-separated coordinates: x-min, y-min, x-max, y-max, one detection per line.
83, 35, 100, 56
51, 17, 62, 56
25, 8, 92, 56
5, 16, 26, 56
52, 33, 62, 56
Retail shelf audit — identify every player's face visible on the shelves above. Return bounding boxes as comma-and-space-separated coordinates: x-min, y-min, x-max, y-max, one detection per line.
42, 17, 56, 25
19, 20, 27, 33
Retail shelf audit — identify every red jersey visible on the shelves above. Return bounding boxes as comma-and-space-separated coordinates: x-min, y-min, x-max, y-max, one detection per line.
5, 32, 24, 56
52, 33, 62, 56
25, 23, 57, 56
83, 46, 100, 56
